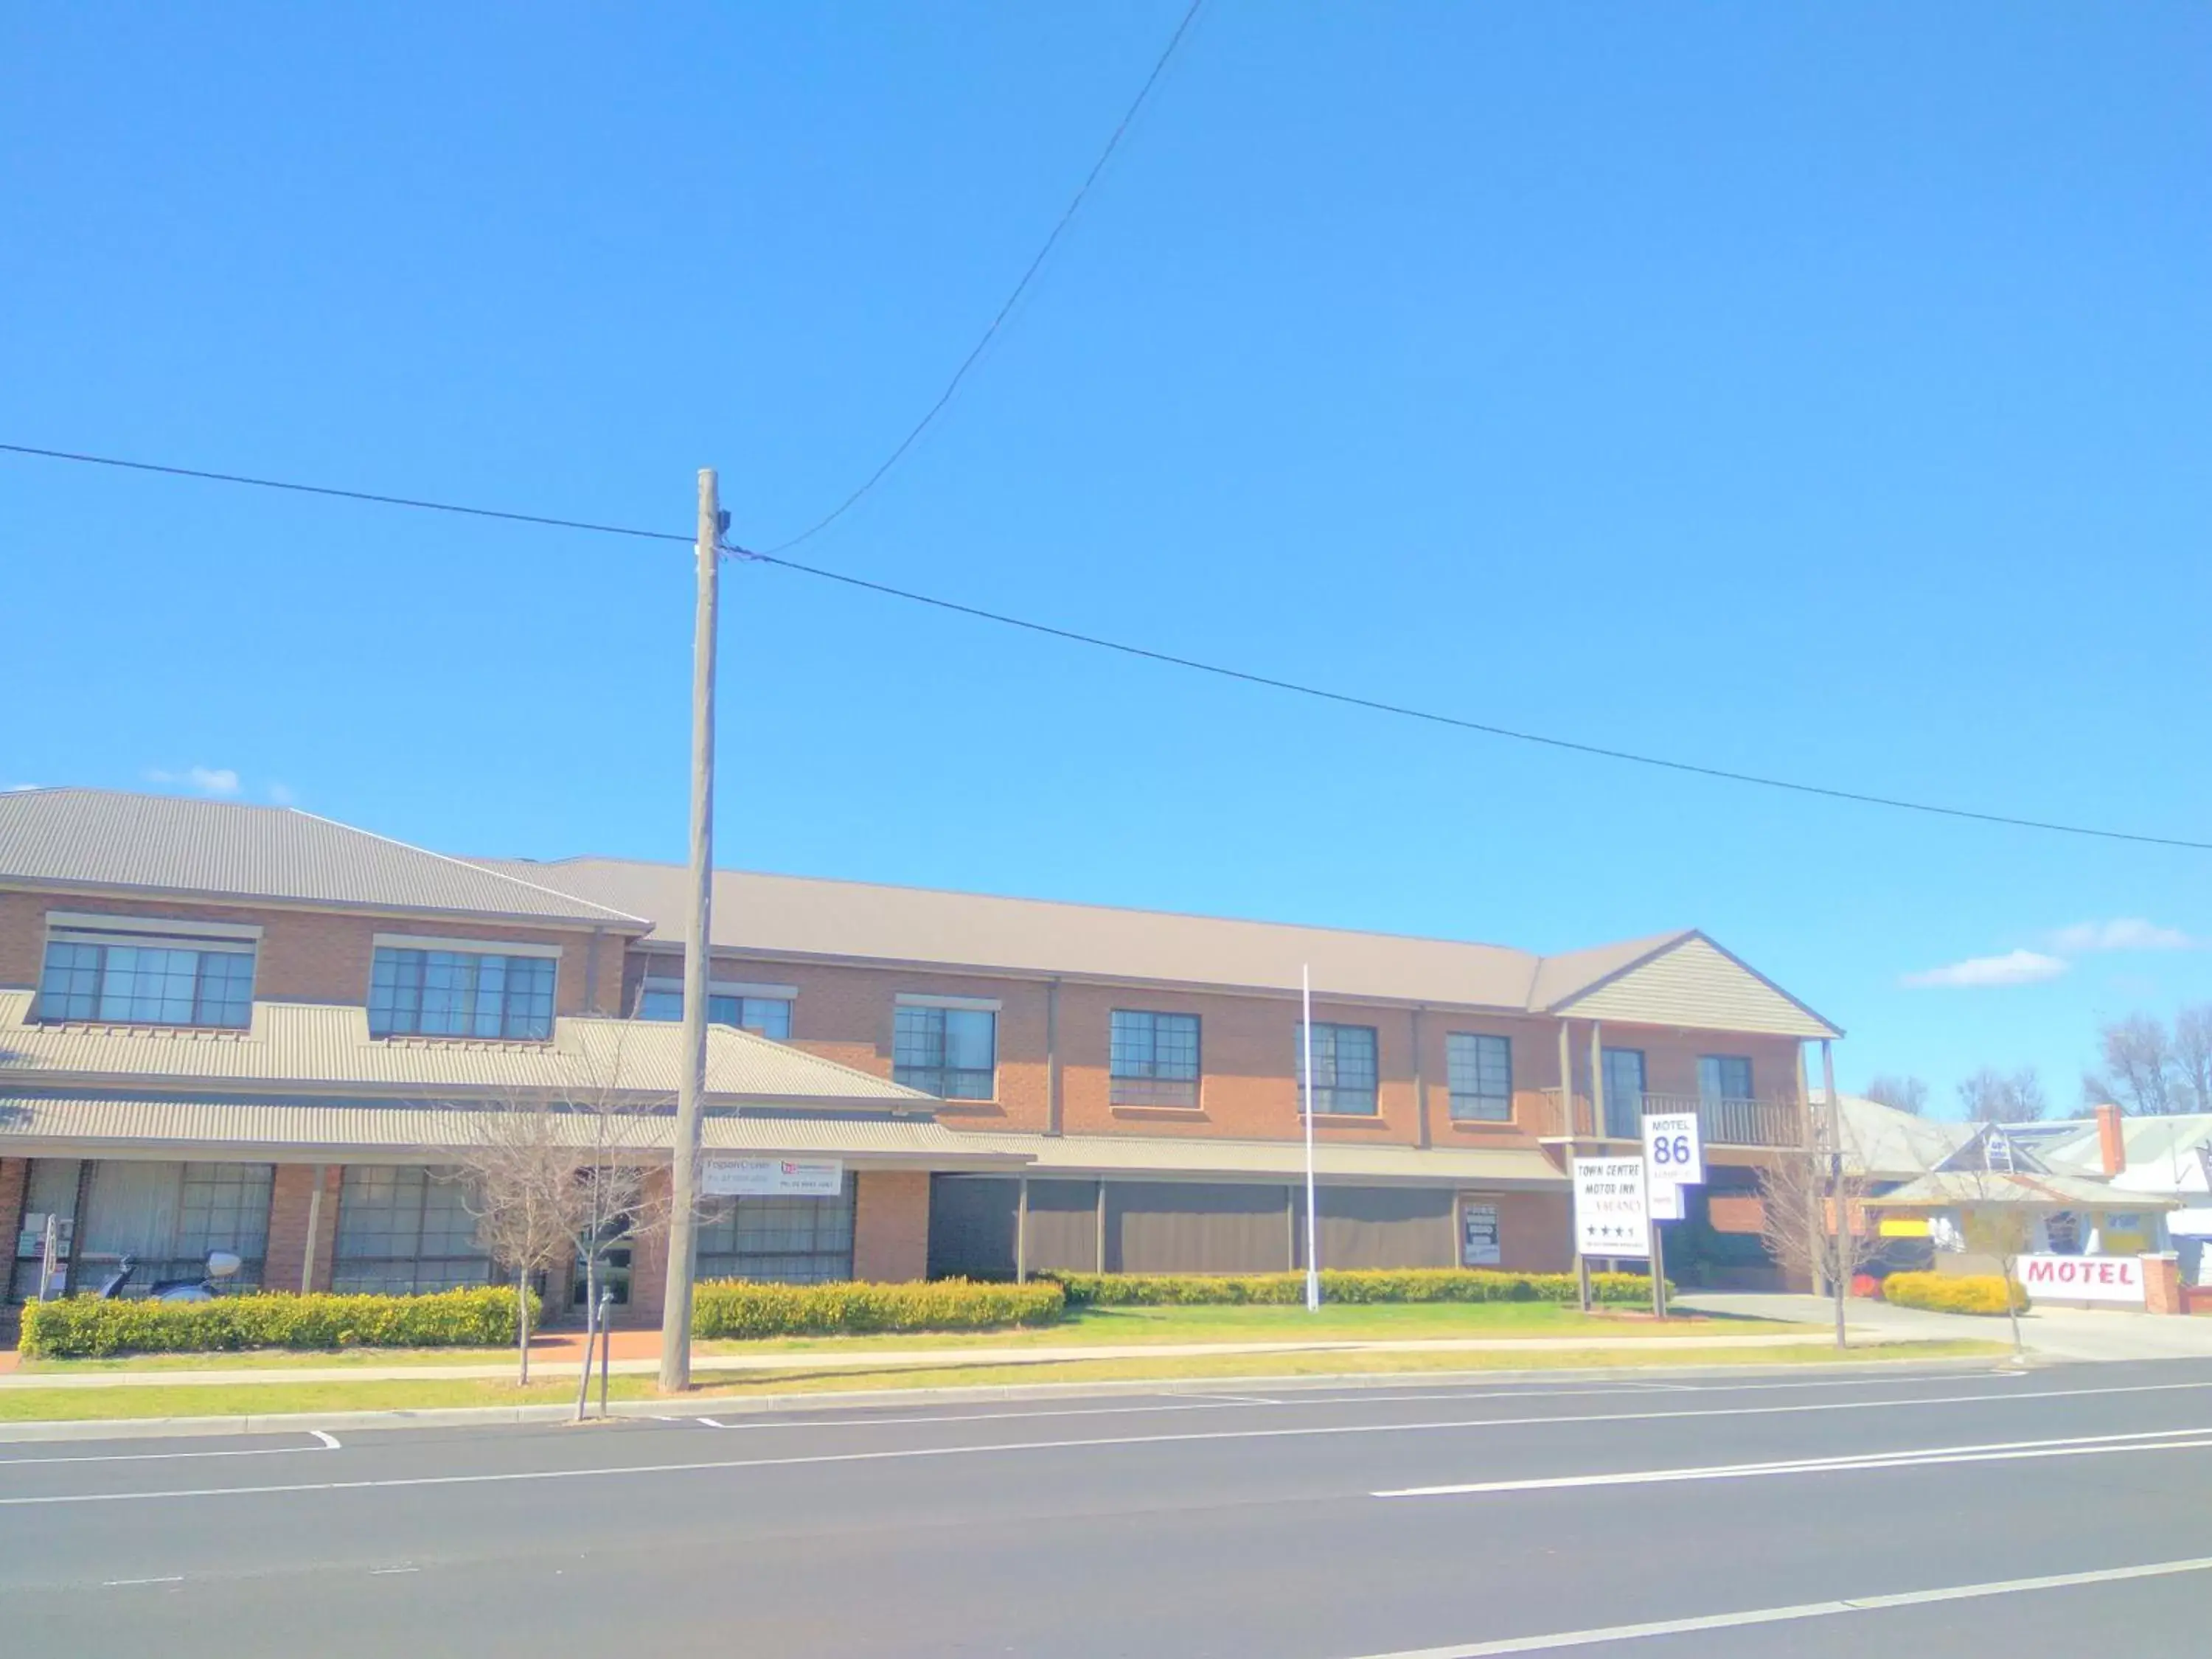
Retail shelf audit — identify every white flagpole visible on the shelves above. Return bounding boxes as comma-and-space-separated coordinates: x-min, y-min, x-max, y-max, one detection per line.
1303, 963, 1321, 1312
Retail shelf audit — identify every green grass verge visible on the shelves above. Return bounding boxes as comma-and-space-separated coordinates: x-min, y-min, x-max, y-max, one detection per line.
0, 1338, 2009, 1422
12, 1301, 1811, 1374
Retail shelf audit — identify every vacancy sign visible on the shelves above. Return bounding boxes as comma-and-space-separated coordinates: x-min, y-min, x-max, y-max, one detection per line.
701, 1157, 844, 1198
1573, 1157, 1650, 1258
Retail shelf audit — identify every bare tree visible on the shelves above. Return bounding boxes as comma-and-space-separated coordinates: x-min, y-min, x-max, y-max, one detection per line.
1758, 1116, 1888, 1349
2087, 1015, 2180, 1116
1863, 1075, 1929, 1116
1950, 1158, 2035, 1358
1957, 1066, 2047, 1124
437, 1023, 672, 1399
2172, 1004, 2212, 1114
443, 1100, 595, 1386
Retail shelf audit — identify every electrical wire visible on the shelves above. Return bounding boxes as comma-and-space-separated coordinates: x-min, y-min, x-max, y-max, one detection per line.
758, 0, 1208, 555
733, 547, 2212, 852
4, 435, 2205, 852
0, 442, 691, 543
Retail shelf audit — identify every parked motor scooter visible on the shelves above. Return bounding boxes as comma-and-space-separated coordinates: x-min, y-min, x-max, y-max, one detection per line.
94, 1250, 243, 1301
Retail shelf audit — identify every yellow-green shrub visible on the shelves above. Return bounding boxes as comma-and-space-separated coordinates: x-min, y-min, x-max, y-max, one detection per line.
1049, 1268, 1661, 1307
19, 1286, 536, 1359
1879, 1272, 2028, 1315
693, 1277, 1065, 1339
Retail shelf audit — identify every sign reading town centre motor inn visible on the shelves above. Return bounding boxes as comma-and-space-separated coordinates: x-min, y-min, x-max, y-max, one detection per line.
1572, 1157, 1649, 1259
2016, 1253, 2146, 1306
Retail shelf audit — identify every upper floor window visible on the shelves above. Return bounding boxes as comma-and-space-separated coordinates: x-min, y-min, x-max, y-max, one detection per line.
1110, 1010, 1201, 1107
36, 914, 258, 1028
1447, 1032, 1513, 1121
1698, 1054, 1754, 1102
369, 940, 556, 1040
894, 998, 996, 1100
1296, 1021, 1380, 1116
636, 976, 794, 1040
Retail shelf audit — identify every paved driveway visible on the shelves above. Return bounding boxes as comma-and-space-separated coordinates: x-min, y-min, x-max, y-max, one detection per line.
1678, 1290, 2212, 1362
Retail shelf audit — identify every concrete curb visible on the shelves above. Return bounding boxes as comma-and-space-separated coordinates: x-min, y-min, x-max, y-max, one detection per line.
0, 1352, 2032, 1442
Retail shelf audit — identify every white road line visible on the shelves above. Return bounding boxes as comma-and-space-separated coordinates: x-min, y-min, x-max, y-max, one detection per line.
369, 1565, 420, 1576
310, 1430, 341, 1450
1338, 1555, 2212, 1656
102, 1576, 185, 1587
1375, 1425, 2212, 1498
0, 1436, 341, 1468
4, 1383, 2207, 1507
684, 1374, 2175, 1437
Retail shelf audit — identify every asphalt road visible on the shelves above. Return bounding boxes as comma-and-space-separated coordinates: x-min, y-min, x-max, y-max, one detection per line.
6, 1359, 2212, 1656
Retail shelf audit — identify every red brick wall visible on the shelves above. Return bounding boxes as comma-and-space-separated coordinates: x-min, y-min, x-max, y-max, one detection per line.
0, 1156, 26, 1247
262, 1164, 341, 1293
852, 1171, 931, 1282
0, 889, 631, 1014
626, 1168, 673, 1327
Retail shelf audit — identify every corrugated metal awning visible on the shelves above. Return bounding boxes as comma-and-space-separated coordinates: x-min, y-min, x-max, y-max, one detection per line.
0, 1095, 1028, 1169
947, 1130, 1567, 1190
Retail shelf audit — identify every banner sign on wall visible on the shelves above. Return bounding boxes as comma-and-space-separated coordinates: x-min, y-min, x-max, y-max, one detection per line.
1460, 1202, 1502, 1267
1573, 1157, 1650, 1259
700, 1158, 844, 1199
2015, 1253, 2145, 1306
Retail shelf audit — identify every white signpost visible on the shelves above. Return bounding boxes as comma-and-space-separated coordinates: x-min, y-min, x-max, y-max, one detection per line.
1638, 1112, 1703, 1320
2016, 1253, 2146, 1306
1573, 1157, 1650, 1259
700, 1157, 844, 1198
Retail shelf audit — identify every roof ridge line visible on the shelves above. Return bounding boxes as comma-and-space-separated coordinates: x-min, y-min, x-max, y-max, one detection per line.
290, 808, 649, 927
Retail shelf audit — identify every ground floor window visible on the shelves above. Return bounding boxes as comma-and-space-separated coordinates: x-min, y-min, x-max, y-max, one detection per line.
695, 1177, 856, 1284
330, 1166, 493, 1295
7, 1158, 271, 1301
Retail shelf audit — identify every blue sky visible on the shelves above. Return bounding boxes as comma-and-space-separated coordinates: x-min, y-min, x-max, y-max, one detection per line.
4, 4, 2208, 1114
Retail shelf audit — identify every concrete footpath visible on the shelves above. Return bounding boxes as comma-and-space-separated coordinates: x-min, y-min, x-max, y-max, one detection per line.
1680, 1291, 2212, 1363
0, 1328, 1854, 1391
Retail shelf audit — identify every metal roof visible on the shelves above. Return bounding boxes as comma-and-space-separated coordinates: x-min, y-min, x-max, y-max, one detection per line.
484, 856, 1827, 1030
1823, 1094, 1982, 1180
0, 789, 645, 928
947, 1130, 1567, 1189
1864, 1170, 2179, 1209
0, 990, 928, 1108
0, 1094, 1023, 1166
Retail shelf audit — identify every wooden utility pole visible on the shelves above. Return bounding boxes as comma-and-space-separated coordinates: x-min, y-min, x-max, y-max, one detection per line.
1823, 1037, 1846, 1350
658, 467, 720, 1393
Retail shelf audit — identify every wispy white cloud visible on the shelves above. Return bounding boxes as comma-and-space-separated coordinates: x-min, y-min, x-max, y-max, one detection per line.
147, 765, 242, 796
267, 782, 297, 806
2048, 918, 2194, 953
1901, 949, 2068, 990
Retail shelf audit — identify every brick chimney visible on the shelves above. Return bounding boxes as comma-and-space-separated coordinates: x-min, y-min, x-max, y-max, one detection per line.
2096, 1102, 2126, 1178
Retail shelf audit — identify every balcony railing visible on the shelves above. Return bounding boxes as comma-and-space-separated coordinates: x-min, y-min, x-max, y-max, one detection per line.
1537, 1089, 1803, 1149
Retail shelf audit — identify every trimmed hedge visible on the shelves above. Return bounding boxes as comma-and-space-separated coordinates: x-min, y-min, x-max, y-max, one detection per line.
1049, 1268, 1663, 1308
19, 1286, 537, 1359
692, 1277, 1066, 1340
1879, 1272, 2028, 1316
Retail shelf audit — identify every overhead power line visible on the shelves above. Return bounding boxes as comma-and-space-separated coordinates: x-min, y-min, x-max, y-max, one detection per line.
759, 0, 1208, 555
4, 437, 2206, 852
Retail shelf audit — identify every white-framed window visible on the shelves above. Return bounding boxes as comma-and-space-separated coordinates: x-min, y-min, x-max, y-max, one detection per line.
368, 942, 556, 1040
1110, 1009, 1202, 1107
1296, 1022, 1380, 1116
635, 975, 794, 1039
894, 1001, 997, 1099
1698, 1054, 1754, 1102
36, 914, 259, 1029
1447, 1032, 1513, 1121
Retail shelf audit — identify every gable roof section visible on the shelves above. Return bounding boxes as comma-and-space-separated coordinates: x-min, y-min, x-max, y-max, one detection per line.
1540, 933, 1841, 1039
478, 858, 1548, 1008
0, 789, 645, 928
